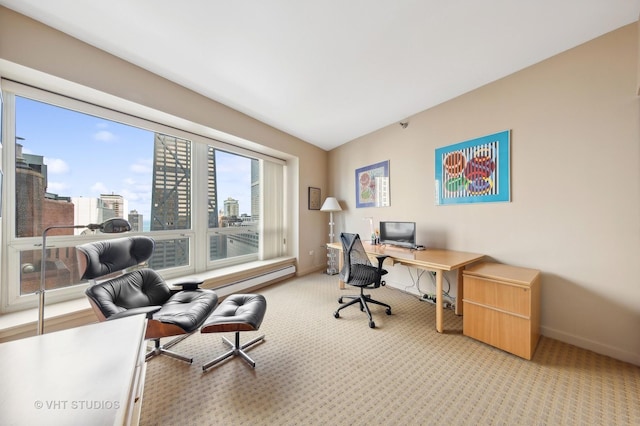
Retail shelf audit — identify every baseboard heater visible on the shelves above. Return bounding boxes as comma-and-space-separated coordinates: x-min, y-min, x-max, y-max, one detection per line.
214, 265, 296, 298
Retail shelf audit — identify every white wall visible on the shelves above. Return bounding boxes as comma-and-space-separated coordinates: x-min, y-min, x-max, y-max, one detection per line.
329, 23, 640, 365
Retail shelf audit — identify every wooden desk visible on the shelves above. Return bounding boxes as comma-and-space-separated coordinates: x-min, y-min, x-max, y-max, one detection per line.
0, 314, 148, 425
327, 241, 485, 333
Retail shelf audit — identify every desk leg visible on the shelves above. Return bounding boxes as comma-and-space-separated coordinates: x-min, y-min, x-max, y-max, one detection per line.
338, 250, 345, 289
435, 270, 444, 333
455, 268, 464, 316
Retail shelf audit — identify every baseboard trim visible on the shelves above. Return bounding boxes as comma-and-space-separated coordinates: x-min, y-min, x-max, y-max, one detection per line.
541, 325, 639, 366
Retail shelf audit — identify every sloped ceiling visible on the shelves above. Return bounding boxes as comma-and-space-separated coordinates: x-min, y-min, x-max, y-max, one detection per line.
1, 0, 638, 150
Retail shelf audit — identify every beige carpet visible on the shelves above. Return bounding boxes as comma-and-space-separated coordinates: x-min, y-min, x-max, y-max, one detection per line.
140, 272, 640, 425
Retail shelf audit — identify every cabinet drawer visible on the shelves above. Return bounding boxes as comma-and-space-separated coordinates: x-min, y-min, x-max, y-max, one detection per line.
464, 276, 531, 317
463, 302, 538, 360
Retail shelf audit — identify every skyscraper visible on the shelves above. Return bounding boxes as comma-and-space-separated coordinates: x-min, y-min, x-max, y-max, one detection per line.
224, 197, 239, 218
150, 134, 191, 231
128, 209, 144, 232
251, 159, 260, 223
100, 193, 127, 220
149, 134, 191, 269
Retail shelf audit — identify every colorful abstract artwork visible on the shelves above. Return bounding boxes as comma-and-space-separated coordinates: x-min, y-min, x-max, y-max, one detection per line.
355, 160, 390, 208
435, 130, 510, 205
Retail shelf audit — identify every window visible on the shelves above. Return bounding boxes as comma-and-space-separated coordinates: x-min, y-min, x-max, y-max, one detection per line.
1, 80, 286, 312
208, 149, 260, 262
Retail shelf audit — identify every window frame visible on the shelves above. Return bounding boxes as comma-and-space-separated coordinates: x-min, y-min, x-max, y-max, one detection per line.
0, 79, 287, 313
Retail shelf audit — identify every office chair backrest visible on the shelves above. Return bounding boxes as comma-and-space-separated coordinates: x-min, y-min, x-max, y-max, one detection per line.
77, 235, 155, 281
340, 233, 372, 283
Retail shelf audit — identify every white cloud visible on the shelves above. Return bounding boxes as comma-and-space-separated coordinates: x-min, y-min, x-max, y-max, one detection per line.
44, 157, 69, 174
120, 188, 151, 203
90, 182, 109, 193
93, 130, 116, 142
120, 184, 152, 219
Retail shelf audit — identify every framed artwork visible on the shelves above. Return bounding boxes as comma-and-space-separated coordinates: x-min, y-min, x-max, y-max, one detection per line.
355, 160, 390, 208
308, 187, 321, 210
435, 130, 511, 205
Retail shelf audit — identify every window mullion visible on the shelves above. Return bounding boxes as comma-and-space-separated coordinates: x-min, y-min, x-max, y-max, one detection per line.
191, 141, 209, 271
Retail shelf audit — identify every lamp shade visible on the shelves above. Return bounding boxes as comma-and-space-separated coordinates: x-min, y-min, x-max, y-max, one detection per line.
96, 217, 132, 233
320, 197, 342, 212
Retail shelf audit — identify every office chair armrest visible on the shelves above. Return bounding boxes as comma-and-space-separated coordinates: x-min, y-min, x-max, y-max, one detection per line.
108, 306, 162, 320
171, 278, 206, 291
374, 255, 390, 268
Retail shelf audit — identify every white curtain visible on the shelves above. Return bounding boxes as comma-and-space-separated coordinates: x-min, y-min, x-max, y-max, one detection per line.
261, 160, 284, 259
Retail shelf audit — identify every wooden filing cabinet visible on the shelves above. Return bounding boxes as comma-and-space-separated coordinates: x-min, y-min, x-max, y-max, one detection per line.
463, 262, 541, 360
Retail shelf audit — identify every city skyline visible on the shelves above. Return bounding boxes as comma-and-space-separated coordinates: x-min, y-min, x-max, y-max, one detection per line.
16, 96, 253, 227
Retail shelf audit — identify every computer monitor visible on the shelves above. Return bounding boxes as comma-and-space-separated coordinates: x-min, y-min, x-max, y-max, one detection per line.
379, 221, 417, 249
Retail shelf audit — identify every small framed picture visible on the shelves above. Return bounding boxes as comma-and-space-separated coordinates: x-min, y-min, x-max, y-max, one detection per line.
308, 187, 321, 210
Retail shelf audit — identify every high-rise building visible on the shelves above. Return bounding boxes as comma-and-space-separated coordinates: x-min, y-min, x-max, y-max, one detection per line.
100, 193, 127, 220
149, 134, 191, 269
207, 146, 219, 228
116, 133, 262, 266
251, 159, 260, 223
15, 144, 78, 293
150, 134, 191, 231
72, 197, 117, 235
128, 209, 144, 232
224, 197, 239, 218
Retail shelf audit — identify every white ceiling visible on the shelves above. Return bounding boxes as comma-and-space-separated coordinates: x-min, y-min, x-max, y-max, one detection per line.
1, 1, 638, 150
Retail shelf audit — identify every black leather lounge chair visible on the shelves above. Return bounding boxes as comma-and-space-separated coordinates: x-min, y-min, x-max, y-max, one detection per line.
76, 235, 219, 363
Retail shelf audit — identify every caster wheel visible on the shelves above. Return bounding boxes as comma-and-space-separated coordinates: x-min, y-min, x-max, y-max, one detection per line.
369, 321, 375, 328
338, 297, 343, 303
334, 311, 340, 318
385, 308, 392, 315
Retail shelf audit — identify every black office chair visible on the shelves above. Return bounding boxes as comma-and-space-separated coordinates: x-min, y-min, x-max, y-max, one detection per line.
333, 232, 392, 328
77, 236, 219, 363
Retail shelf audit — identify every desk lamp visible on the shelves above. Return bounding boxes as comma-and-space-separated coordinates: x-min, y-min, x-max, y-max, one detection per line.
320, 197, 342, 274
38, 217, 131, 335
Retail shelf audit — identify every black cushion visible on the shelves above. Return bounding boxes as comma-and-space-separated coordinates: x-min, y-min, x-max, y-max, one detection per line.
85, 268, 172, 317
77, 236, 155, 280
154, 290, 219, 333
85, 268, 218, 333
345, 264, 388, 288
202, 294, 267, 332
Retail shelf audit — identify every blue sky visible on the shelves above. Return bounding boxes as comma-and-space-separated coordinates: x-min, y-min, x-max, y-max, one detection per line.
16, 96, 252, 223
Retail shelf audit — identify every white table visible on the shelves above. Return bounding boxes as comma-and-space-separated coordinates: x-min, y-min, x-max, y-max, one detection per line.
0, 314, 147, 425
